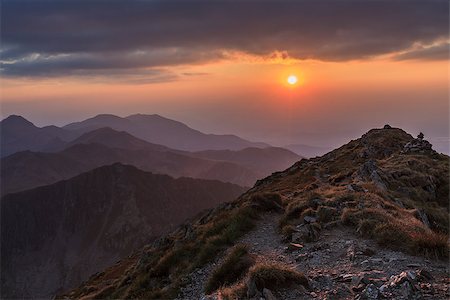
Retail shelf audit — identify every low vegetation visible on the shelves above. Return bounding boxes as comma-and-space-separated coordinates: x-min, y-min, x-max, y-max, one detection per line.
278, 182, 449, 259
248, 263, 309, 290
342, 207, 449, 258
219, 263, 309, 299
204, 244, 254, 293
115, 203, 261, 299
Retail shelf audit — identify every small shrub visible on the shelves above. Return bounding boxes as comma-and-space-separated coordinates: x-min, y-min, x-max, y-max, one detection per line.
285, 202, 309, 219
249, 193, 283, 212
280, 224, 296, 240
300, 208, 316, 222
317, 206, 338, 223
219, 282, 247, 300
410, 231, 449, 259
194, 206, 257, 267
152, 244, 195, 276
204, 244, 254, 293
248, 263, 309, 291
341, 207, 449, 259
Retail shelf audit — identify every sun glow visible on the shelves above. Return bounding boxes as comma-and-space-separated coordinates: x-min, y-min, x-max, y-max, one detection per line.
287, 75, 298, 85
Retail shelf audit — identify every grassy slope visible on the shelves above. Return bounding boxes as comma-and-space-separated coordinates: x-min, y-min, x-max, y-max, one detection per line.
61, 127, 449, 299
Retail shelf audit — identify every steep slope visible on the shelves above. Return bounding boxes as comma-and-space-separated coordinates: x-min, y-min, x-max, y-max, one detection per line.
63, 126, 449, 300
1, 163, 246, 299
63, 113, 269, 151
0, 115, 75, 157
2, 129, 299, 195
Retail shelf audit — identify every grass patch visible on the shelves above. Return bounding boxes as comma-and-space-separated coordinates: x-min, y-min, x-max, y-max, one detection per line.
218, 263, 309, 299
249, 192, 283, 212
194, 206, 258, 267
341, 207, 449, 259
204, 244, 254, 294
249, 263, 309, 291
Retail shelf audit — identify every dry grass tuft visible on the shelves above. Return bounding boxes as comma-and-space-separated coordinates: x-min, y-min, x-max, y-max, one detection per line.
204, 244, 254, 294
341, 207, 449, 259
218, 263, 308, 299
248, 263, 309, 291
249, 192, 283, 212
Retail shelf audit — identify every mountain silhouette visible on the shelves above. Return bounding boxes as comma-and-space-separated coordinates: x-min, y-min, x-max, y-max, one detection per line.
1, 163, 246, 298
63, 114, 269, 151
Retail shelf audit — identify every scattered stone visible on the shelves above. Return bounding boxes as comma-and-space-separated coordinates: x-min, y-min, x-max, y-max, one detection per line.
347, 244, 356, 261
288, 243, 304, 250
291, 224, 320, 242
296, 253, 308, 261
406, 270, 417, 281
303, 216, 317, 224
402, 135, 435, 155
247, 278, 258, 298
361, 283, 379, 299
263, 288, 277, 300
415, 209, 431, 229
347, 183, 366, 193
370, 258, 384, 265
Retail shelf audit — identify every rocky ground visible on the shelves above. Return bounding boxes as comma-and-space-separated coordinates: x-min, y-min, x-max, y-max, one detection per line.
177, 213, 449, 300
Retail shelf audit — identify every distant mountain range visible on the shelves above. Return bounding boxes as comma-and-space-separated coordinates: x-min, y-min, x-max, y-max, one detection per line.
1, 127, 301, 194
64, 113, 270, 151
283, 143, 331, 158
0, 114, 269, 157
0, 115, 75, 157
1, 163, 246, 298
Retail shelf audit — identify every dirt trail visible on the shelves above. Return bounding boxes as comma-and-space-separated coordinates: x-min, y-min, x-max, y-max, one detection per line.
177, 213, 449, 299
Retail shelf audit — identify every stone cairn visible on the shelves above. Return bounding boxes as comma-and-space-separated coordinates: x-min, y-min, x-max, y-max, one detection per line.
402, 132, 434, 154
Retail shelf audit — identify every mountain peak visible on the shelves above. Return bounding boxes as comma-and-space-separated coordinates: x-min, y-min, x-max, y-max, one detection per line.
1, 115, 35, 127
66, 127, 168, 151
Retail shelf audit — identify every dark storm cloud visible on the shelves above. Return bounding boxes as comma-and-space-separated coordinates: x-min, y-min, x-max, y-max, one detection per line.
1, 0, 448, 78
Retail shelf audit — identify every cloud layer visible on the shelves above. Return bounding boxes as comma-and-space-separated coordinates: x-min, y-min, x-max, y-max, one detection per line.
1, 0, 448, 78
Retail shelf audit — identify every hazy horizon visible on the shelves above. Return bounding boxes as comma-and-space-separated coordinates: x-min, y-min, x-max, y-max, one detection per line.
1, 0, 449, 152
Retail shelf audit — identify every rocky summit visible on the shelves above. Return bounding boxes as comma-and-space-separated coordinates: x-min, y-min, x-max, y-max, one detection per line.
62, 127, 449, 300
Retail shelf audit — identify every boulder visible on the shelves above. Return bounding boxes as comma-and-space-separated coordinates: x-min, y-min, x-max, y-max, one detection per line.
262, 288, 277, 300
361, 283, 379, 299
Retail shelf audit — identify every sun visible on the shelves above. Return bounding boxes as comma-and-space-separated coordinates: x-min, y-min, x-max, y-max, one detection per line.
287, 75, 298, 85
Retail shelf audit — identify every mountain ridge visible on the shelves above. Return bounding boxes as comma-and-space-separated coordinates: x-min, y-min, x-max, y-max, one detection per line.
1, 163, 246, 298
2, 127, 300, 195
62, 126, 449, 300
63, 113, 270, 151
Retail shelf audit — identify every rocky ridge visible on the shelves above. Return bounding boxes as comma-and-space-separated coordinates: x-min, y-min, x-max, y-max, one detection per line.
61, 126, 449, 300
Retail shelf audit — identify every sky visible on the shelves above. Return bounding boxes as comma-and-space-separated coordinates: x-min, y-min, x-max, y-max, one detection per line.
1, 0, 449, 153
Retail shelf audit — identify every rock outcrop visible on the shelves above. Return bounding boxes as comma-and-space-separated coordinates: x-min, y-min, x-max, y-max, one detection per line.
402, 132, 435, 155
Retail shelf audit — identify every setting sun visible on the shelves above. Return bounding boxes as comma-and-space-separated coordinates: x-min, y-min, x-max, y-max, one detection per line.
287, 75, 298, 85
